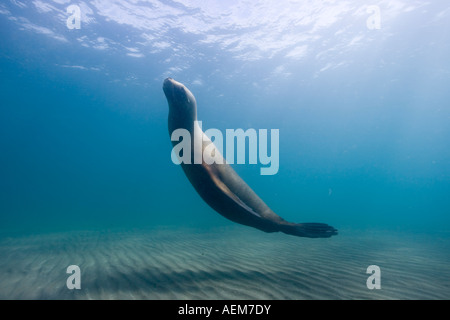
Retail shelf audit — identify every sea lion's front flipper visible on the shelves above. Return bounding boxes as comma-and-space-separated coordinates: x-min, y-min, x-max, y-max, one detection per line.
204, 164, 262, 219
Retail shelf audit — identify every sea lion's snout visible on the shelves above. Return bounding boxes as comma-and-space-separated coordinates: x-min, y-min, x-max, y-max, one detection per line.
163, 77, 185, 99
163, 77, 183, 90
164, 77, 173, 85
163, 77, 174, 94
163, 78, 196, 109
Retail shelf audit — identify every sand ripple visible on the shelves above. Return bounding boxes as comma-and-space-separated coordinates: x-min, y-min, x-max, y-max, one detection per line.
0, 227, 449, 299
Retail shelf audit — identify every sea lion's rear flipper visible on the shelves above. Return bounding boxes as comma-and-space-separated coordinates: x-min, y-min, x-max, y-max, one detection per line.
279, 222, 338, 238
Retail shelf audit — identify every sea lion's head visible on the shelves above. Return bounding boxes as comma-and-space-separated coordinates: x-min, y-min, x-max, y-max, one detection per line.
163, 78, 197, 123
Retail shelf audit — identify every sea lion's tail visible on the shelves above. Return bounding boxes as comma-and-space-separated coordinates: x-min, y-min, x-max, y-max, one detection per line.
279, 222, 338, 238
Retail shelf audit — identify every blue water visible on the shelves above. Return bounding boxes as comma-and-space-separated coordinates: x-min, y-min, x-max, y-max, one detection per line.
0, 0, 449, 269
1, 1, 450, 236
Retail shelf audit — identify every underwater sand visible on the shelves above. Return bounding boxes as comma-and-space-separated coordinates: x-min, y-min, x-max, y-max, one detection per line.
0, 226, 449, 300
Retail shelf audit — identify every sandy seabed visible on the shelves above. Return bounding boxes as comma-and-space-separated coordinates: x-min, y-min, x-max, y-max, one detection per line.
0, 226, 449, 300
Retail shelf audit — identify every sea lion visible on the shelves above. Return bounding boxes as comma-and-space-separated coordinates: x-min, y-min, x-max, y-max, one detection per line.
163, 77, 337, 238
